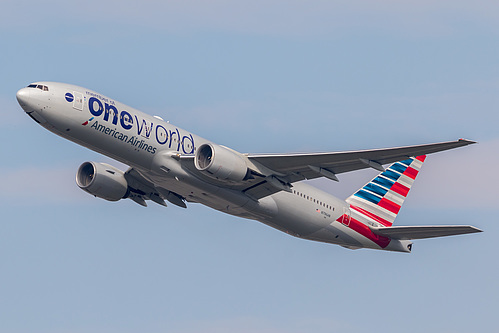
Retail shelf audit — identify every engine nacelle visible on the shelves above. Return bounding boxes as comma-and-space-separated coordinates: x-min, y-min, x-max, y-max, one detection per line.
194, 143, 248, 182
76, 162, 128, 201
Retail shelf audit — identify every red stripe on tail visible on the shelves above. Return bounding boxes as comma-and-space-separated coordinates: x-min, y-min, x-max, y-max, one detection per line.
391, 182, 410, 197
378, 198, 401, 214
350, 205, 393, 227
403, 167, 418, 180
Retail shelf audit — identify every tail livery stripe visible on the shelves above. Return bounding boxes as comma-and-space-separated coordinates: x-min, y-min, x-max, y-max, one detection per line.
372, 176, 395, 189
382, 170, 402, 182
399, 158, 414, 166
378, 198, 401, 214
390, 182, 410, 197
390, 163, 408, 174
346, 155, 426, 228
350, 205, 392, 227
364, 183, 388, 197
355, 190, 382, 205
403, 167, 419, 180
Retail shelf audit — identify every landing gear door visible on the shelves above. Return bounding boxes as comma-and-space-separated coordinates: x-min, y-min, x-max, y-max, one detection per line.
73, 91, 83, 111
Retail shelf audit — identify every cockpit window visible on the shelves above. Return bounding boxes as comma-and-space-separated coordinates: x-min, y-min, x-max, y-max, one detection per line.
27, 84, 49, 91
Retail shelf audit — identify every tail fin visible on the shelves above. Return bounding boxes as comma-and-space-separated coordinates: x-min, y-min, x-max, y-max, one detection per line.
346, 155, 426, 227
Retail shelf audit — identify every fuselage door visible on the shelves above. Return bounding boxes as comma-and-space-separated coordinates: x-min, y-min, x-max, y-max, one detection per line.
73, 91, 83, 111
341, 206, 351, 226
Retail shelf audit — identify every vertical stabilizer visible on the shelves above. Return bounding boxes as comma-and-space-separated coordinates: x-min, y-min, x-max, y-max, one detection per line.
346, 155, 426, 227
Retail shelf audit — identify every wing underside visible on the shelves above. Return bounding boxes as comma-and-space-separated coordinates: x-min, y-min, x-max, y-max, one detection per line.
371, 225, 483, 240
124, 168, 187, 208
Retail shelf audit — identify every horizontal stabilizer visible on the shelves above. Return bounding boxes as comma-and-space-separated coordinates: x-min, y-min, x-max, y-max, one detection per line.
371, 225, 482, 240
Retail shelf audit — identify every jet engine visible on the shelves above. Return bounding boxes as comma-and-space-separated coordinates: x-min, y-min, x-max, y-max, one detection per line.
194, 143, 248, 182
76, 162, 128, 201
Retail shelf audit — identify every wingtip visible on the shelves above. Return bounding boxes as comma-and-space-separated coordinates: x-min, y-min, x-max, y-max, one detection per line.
461, 226, 483, 234
458, 138, 477, 145
471, 226, 483, 233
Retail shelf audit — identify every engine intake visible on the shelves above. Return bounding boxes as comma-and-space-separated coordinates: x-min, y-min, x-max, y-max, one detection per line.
76, 162, 128, 201
194, 143, 248, 182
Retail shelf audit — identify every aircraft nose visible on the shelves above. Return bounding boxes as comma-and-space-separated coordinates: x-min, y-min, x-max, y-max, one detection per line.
16, 88, 30, 108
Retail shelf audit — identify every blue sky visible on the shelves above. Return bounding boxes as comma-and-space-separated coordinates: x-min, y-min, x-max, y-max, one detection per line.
1, 1, 498, 332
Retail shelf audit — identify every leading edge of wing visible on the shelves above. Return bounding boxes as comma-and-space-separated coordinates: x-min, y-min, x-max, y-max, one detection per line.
247, 139, 476, 178
371, 225, 483, 240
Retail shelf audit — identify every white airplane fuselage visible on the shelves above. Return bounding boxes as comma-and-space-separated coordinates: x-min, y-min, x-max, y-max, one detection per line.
15, 82, 431, 252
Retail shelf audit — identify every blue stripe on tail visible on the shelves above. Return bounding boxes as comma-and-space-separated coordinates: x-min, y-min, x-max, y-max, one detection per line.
354, 190, 382, 205
364, 183, 389, 197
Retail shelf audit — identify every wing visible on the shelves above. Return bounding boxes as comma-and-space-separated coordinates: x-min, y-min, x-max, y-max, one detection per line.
248, 139, 474, 180
124, 168, 187, 208
241, 139, 475, 199
177, 139, 474, 200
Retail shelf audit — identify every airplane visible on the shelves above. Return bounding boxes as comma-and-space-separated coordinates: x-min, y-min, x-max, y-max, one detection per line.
16, 82, 482, 253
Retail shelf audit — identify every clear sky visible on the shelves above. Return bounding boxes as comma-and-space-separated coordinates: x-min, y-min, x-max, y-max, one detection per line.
1, 1, 498, 332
